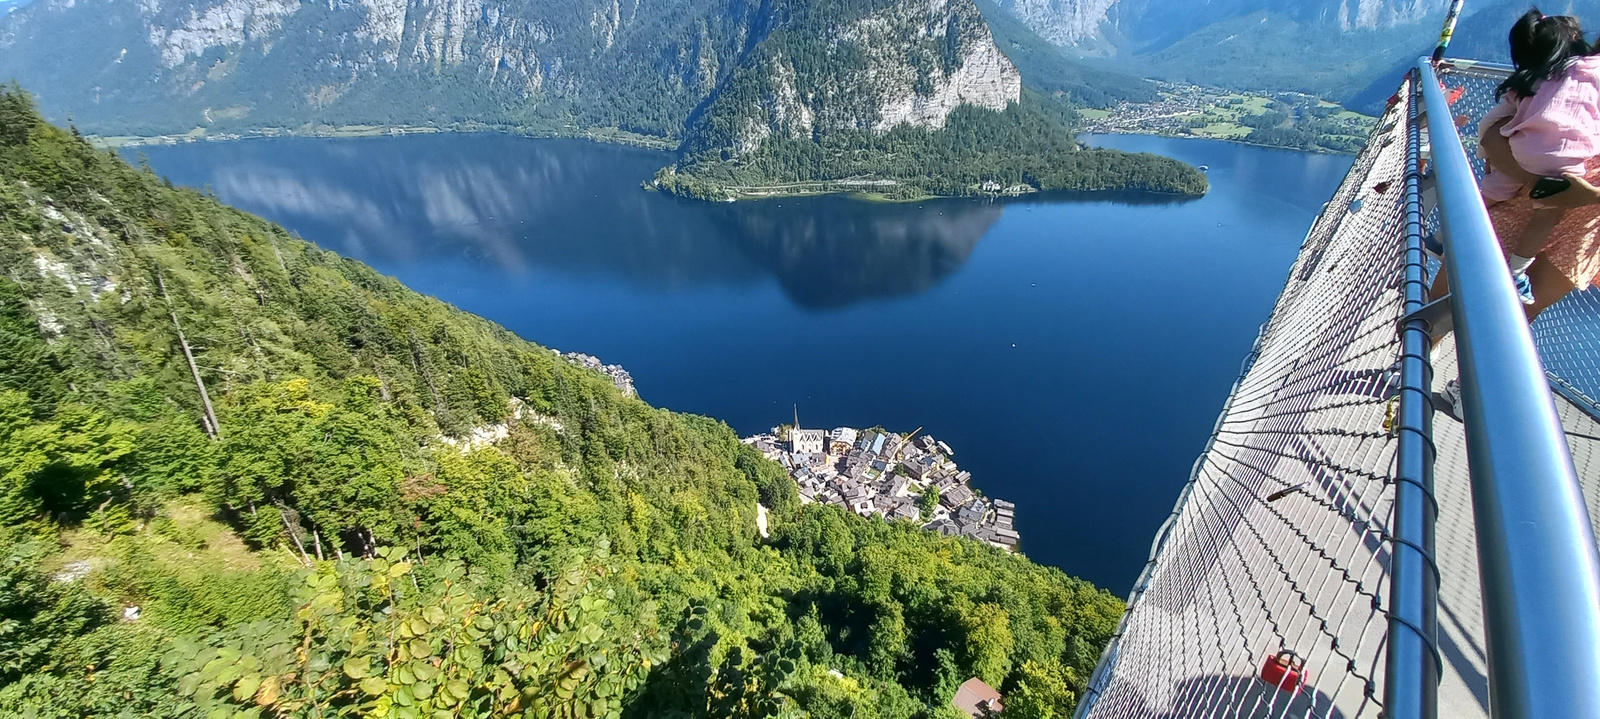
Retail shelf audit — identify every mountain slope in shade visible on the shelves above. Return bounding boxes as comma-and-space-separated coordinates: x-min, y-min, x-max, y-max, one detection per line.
1348, 0, 1600, 113
996, 0, 1447, 49
992, 0, 1453, 100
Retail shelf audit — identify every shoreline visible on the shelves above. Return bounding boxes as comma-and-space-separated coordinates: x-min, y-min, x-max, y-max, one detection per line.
650, 170, 1208, 204
91, 123, 1209, 205
647, 177, 1044, 204
1080, 129, 1361, 156
88, 122, 678, 152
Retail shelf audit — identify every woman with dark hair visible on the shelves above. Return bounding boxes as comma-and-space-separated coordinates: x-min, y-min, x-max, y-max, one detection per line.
1473, 9, 1600, 290
1431, 8, 1600, 417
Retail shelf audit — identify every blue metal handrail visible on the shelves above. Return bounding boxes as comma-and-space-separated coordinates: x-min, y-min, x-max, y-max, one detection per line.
1417, 58, 1600, 719
1386, 70, 1439, 719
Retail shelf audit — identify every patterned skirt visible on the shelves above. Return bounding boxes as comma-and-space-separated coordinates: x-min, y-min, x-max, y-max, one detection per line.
1487, 155, 1600, 291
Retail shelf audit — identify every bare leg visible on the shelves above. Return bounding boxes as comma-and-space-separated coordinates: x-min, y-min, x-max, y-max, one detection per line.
1513, 208, 1564, 261
1525, 254, 1577, 321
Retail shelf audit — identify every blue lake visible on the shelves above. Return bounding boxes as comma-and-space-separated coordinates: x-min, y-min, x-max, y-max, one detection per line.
134, 133, 1353, 592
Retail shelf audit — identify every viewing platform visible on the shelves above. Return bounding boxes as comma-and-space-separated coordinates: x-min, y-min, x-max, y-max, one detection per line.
1074, 56, 1600, 719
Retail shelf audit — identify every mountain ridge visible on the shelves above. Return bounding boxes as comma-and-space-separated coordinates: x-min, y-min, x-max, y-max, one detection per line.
0, 0, 1205, 200
991, 0, 1453, 101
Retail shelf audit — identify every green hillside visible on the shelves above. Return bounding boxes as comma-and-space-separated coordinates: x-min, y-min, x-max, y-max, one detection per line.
0, 86, 1122, 718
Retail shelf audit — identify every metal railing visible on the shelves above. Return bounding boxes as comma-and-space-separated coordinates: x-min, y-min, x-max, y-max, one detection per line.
1416, 57, 1600, 719
1386, 69, 1439, 719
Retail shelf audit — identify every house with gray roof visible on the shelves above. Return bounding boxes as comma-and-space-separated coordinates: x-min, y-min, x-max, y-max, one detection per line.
904, 455, 938, 480
941, 485, 974, 509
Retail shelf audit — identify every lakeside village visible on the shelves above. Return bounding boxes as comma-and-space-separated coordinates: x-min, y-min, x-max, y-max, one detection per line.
561, 351, 635, 397
742, 418, 1020, 552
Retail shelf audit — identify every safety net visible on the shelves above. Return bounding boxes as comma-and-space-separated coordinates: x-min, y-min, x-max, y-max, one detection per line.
1074, 80, 1417, 719
1076, 58, 1600, 719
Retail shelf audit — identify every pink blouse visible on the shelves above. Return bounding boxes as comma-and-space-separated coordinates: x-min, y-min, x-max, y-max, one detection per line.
1478, 55, 1600, 202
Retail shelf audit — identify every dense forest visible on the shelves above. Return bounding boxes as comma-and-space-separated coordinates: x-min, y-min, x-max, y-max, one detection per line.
0, 87, 1123, 717
661, 93, 1209, 201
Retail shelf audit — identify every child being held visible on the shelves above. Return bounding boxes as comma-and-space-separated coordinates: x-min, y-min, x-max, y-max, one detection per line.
1478, 10, 1600, 289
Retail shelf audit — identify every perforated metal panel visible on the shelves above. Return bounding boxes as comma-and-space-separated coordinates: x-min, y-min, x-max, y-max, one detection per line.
1078, 61, 1600, 719
1077, 85, 1415, 719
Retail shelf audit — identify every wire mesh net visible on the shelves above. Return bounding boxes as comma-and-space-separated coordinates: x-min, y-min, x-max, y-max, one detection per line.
1079, 59, 1600, 719
1076, 84, 1418, 719
1434, 61, 1600, 414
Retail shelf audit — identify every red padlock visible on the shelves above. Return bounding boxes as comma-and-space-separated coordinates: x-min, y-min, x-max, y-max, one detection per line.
1260, 650, 1309, 692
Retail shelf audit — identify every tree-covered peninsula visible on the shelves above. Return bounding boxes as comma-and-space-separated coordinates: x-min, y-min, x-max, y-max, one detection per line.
0, 87, 1123, 717
656, 93, 1210, 201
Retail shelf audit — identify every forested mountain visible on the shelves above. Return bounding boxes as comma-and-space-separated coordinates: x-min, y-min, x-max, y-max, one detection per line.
0, 0, 1204, 200
991, 0, 1454, 102
0, 0, 751, 139
0, 87, 1125, 717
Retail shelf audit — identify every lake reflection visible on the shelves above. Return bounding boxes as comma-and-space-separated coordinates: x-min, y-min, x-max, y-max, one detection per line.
145, 135, 1206, 309
137, 133, 1352, 593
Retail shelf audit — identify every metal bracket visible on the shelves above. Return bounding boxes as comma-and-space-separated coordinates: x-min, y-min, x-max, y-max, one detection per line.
1401, 294, 1453, 341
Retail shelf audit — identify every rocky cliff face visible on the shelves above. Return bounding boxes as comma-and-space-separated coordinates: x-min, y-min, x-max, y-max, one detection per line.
0, 0, 753, 136
995, 0, 1117, 47
867, 3, 1022, 132
685, 0, 1021, 158
0, 0, 1018, 149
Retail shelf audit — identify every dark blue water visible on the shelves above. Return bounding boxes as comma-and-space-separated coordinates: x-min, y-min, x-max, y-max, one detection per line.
133, 133, 1352, 592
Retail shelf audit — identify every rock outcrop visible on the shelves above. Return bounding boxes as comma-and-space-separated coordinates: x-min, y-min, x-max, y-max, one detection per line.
993, 0, 1118, 47
865, 3, 1021, 131
684, 0, 1021, 158
0, 0, 1019, 149
0, 0, 748, 137
146, 0, 303, 68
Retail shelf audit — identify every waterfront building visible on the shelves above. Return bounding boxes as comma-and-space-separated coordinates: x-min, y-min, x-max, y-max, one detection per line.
792, 429, 825, 454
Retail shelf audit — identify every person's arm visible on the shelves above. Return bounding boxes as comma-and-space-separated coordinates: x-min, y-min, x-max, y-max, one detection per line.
1480, 116, 1537, 184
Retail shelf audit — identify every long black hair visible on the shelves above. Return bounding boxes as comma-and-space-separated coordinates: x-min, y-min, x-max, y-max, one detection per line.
1498, 8, 1591, 99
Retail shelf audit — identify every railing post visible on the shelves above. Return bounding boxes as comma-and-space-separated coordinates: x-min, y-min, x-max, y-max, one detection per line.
1418, 58, 1600, 719
1432, 0, 1466, 62
1386, 71, 1440, 719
